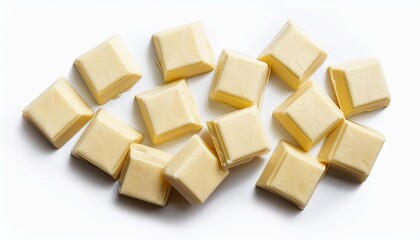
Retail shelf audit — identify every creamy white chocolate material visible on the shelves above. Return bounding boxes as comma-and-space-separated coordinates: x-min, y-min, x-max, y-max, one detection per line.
163, 135, 229, 205
119, 144, 172, 206
75, 35, 142, 105
328, 59, 391, 117
318, 120, 385, 182
72, 109, 143, 179
207, 106, 270, 169
210, 49, 270, 109
23, 78, 94, 148
273, 81, 344, 151
257, 140, 326, 209
259, 20, 327, 90
136, 80, 202, 145
152, 22, 215, 82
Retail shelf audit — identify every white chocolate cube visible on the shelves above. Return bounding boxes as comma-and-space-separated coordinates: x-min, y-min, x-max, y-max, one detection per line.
257, 140, 326, 209
23, 78, 93, 148
273, 81, 344, 151
152, 22, 215, 82
75, 35, 142, 105
119, 144, 172, 206
328, 59, 391, 117
72, 109, 144, 179
259, 21, 327, 90
318, 120, 385, 182
163, 135, 229, 205
210, 49, 270, 109
136, 80, 202, 145
207, 106, 270, 169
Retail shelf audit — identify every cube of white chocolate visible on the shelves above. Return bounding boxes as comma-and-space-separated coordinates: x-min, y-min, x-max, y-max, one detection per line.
328, 59, 391, 117
152, 22, 215, 82
23, 78, 94, 148
210, 49, 270, 109
119, 144, 172, 206
163, 135, 229, 205
318, 120, 385, 182
207, 106, 270, 169
273, 81, 344, 151
75, 35, 142, 105
136, 80, 202, 145
259, 20, 327, 90
72, 109, 144, 179
257, 140, 326, 209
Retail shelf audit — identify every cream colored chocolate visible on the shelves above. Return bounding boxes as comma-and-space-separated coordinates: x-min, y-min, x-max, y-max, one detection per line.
75, 35, 142, 105
259, 20, 327, 90
152, 22, 214, 82
328, 59, 391, 117
119, 144, 172, 206
257, 140, 326, 209
72, 109, 143, 180
207, 106, 270, 169
318, 120, 385, 182
210, 49, 270, 109
23, 78, 93, 148
136, 80, 202, 145
163, 135, 229, 205
273, 81, 344, 151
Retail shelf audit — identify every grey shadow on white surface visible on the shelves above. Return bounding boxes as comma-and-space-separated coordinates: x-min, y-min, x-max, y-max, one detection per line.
316, 69, 338, 105
205, 98, 236, 119
67, 65, 98, 107
112, 156, 267, 222
253, 187, 303, 216
216, 156, 266, 193
313, 169, 362, 212
266, 73, 294, 103
322, 167, 364, 187
68, 154, 116, 187
146, 39, 164, 86
130, 98, 152, 146
114, 188, 203, 222
20, 116, 56, 152
270, 117, 298, 146
348, 107, 388, 124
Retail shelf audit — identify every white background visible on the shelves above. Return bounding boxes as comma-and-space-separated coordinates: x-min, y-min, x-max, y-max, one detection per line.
1, 0, 419, 239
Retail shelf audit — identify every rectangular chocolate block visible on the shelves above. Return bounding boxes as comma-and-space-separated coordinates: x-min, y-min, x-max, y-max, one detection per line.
75, 35, 142, 105
23, 78, 93, 148
72, 109, 144, 179
119, 144, 172, 206
207, 106, 270, 169
163, 135, 228, 204
257, 140, 326, 209
153, 22, 215, 82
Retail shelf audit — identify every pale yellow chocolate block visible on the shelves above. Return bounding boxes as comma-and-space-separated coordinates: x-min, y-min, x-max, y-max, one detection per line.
119, 144, 172, 206
23, 78, 93, 148
273, 81, 344, 151
328, 59, 391, 117
318, 120, 385, 182
136, 80, 202, 145
72, 109, 143, 180
209, 49, 270, 109
163, 135, 229, 205
259, 20, 327, 90
152, 22, 214, 82
207, 106, 270, 169
75, 35, 142, 105
257, 140, 326, 209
